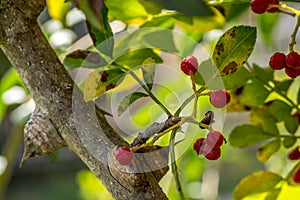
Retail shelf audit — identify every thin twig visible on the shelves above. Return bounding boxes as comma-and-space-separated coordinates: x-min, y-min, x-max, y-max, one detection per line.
128, 70, 173, 116
169, 129, 185, 200
175, 86, 207, 116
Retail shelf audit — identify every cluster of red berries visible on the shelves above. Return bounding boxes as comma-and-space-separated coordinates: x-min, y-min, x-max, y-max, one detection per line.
251, 0, 279, 14
181, 56, 231, 108
193, 130, 225, 160
269, 51, 300, 78
288, 146, 300, 183
115, 147, 134, 166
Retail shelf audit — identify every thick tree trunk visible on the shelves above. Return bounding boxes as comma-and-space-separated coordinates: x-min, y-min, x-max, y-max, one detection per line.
0, 0, 168, 199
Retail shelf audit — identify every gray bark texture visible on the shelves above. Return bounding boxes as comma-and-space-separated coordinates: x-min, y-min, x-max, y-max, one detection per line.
0, 0, 168, 199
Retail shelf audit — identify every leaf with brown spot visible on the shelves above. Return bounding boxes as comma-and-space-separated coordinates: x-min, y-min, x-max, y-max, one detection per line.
213, 25, 257, 76
83, 69, 125, 101
63, 49, 107, 70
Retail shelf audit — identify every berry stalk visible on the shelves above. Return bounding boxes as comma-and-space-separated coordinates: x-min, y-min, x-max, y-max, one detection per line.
289, 15, 300, 52
175, 86, 207, 116
190, 72, 199, 118
281, 4, 300, 16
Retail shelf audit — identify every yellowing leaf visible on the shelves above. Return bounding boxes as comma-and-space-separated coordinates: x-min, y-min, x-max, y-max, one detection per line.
47, 0, 70, 24
256, 139, 281, 162
233, 171, 282, 200
83, 69, 125, 101
83, 70, 101, 102
228, 125, 274, 148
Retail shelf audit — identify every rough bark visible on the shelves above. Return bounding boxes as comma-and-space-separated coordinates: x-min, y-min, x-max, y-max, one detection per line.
0, 0, 168, 199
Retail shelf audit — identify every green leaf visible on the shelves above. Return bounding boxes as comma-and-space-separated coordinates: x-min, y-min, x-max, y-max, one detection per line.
143, 28, 178, 52
284, 115, 299, 135
238, 79, 270, 107
297, 88, 300, 104
115, 49, 162, 69
77, 1, 114, 56
118, 92, 148, 116
213, 25, 257, 75
263, 100, 292, 122
147, 0, 213, 16
258, 12, 279, 45
282, 137, 297, 148
174, 13, 225, 56
141, 57, 156, 90
233, 171, 283, 200
138, 0, 162, 15
63, 50, 107, 70
83, 69, 125, 101
274, 79, 294, 94
194, 59, 224, 90
113, 28, 178, 57
250, 108, 278, 135
252, 64, 274, 82
223, 67, 251, 90
106, 0, 152, 20
265, 187, 282, 200
256, 139, 281, 162
229, 125, 275, 148
140, 14, 175, 29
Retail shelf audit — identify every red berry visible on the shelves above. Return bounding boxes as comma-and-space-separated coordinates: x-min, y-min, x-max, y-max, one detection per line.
285, 66, 300, 78
209, 90, 231, 108
206, 131, 225, 148
203, 144, 221, 160
181, 56, 198, 75
286, 52, 300, 69
288, 146, 300, 160
269, 52, 286, 70
193, 138, 206, 154
115, 147, 134, 166
293, 167, 300, 183
251, 0, 269, 14
267, 0, 279, 13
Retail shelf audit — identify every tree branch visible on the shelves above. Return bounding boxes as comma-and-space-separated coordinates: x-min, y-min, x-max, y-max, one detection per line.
0, 0, 168, 199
